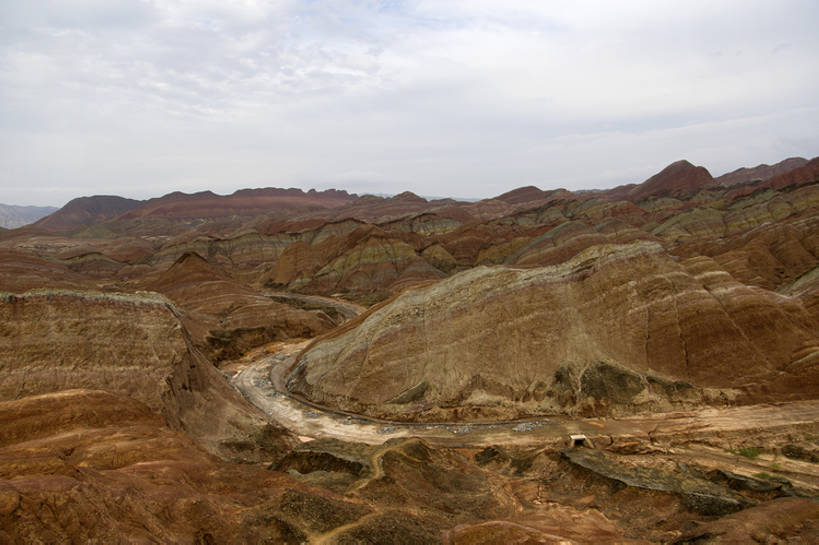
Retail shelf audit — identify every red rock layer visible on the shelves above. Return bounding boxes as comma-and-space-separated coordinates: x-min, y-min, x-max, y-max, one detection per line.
715, 156, 808, 187
32, 195, 143, 234
287, 242, 819, 420
0, 390, 365, 543
119, 187, 355, 221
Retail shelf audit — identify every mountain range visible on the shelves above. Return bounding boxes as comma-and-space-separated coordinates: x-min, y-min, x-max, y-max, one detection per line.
1, 154, 817, 543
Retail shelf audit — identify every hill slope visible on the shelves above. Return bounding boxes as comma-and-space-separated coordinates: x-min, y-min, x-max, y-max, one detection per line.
32, 195, 143, 234
287, 242, 819, 421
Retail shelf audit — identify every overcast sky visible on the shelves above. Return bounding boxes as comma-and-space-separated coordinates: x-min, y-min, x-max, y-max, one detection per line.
1, 0, 818, 206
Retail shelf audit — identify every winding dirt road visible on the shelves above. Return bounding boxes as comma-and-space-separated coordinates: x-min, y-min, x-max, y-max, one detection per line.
229, 339, 819, 448
226, 292, 819, 448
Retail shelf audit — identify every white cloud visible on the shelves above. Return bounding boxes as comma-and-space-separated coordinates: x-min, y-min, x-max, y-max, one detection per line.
0, 0, 817, 206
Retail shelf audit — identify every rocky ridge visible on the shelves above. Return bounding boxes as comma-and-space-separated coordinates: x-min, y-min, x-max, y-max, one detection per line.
287, 241, 819, 420
716, 156, 809, 187
0, 155, 817, 542
0, 289, 296, 462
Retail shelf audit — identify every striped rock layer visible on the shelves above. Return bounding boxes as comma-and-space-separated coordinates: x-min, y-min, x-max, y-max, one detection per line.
287, 242, 819, 421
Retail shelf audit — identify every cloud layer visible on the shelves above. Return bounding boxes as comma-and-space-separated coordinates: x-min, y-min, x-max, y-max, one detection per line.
2, 0, 818, 205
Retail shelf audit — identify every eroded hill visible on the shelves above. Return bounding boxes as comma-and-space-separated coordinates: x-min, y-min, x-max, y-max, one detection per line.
286, 241, 819, 421
0, 156, 817, 543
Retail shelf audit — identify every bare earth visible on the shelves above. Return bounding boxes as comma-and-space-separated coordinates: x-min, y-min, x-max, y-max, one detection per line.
230, 339, 819, 450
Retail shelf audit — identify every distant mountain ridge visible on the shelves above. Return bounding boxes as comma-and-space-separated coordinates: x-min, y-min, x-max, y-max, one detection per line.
715, 157, 808, 187
15, 155, 816, 237
29, 188, 357, 235
0, 203, 58, 229
32, 195, 143, 233
1, 153, 817, 413
600, 159, 716, 202
118, 187, 355, 221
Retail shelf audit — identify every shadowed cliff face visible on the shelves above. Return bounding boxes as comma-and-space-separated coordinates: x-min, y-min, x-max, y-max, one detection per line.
0, 291, 298, 463
287, 242, 819, 421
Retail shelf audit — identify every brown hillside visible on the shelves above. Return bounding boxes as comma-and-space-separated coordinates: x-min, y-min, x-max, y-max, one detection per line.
287, 242, 819, 421
33, 195, 143, 234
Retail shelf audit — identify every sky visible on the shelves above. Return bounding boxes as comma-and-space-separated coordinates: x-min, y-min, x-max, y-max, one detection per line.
1, 1, 818, 207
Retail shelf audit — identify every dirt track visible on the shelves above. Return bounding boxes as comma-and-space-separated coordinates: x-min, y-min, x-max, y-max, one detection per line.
229, 340, 819, 448
229, 294, 819, 448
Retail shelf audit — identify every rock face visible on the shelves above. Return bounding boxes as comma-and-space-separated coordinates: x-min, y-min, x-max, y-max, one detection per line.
561, 448, 751, 516
0, 291, 185, 410
673, 497, 819, 544
146, 252, 338, 363
0, 290, 297, 462
0, 390, 368, 544
287, 241, 819, 420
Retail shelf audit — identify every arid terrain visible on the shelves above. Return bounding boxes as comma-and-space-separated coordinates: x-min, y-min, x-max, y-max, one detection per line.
1, 156, 817, 543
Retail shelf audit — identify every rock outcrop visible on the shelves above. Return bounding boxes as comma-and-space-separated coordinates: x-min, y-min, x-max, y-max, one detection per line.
146, 252, 337, 362
287, 242, 819, 420
0, 390, 367, 543
0, 290, 297, 462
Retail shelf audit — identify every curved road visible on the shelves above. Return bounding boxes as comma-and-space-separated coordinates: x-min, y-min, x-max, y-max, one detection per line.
229, 292, 819, 447
229, 339, 819, 448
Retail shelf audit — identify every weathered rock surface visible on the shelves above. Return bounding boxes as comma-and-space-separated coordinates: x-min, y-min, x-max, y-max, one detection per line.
287, 241, 819, 420
672, 497, 819, 544
0, 291, 186, 409
561, 448, 751, 516
1, 155, 817, 543
0, 390, 371, 544
146, 252, 337, 362
275, 437, 646, 544
0, 290, 297, 462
